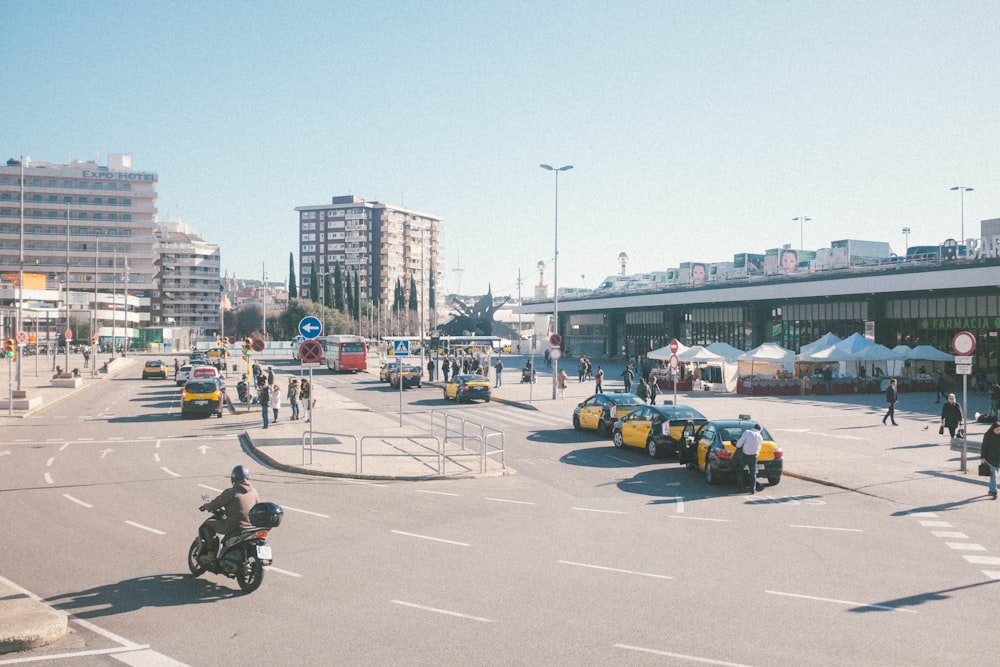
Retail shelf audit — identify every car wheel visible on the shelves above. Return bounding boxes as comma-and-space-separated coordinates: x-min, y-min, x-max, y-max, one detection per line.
767, 475, 781, 487
705, 457, 719, 485
572, 415, 582, 431
612, 430, 624, 448
646, 438, 660, 459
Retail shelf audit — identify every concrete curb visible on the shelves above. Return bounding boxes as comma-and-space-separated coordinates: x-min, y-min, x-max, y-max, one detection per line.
0, 577, 68, 654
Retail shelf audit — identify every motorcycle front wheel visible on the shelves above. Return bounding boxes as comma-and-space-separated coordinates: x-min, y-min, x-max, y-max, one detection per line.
237, 554, 264, 593
187, 538, 207, 576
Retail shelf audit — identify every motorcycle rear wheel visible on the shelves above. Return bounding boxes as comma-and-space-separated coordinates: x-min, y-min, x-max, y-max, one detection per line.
237, 555, 265, 593
187, 538, 207, 576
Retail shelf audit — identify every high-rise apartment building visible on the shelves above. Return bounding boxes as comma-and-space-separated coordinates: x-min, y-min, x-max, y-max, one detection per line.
153, 221, 221, 335
0, 154, 157, 344
294, 195, 442, 325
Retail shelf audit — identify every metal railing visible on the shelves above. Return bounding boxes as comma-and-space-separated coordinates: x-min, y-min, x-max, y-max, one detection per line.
428, 410, 506, 473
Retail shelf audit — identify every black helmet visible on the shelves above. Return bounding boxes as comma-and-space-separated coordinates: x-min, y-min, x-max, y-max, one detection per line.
231, 465, 251, 484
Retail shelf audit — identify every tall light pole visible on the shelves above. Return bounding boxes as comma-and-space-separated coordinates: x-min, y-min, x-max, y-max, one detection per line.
539, 163, 573, 400
17, 156, 24, 391
92, 230, 100, 377
902, 226, 911, 252
792, 216, 811, 249
950, 186, 973, 243
64, 204, 70, 371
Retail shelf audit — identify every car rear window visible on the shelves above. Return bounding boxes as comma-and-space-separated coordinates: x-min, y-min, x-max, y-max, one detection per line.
608, 394, 639, 405
186, 381, 219, 393
662, 406, 706, 420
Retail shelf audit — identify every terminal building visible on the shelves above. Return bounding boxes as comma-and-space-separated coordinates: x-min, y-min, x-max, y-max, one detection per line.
519, 224, 1000, 378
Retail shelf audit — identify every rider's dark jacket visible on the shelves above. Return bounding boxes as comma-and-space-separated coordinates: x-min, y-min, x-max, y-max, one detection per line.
205, 480, 260, 536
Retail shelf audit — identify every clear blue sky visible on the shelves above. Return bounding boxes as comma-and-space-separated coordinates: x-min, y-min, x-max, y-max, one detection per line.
4, 1, 997, 297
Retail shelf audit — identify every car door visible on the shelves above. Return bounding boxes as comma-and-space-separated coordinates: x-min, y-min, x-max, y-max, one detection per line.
578, 397, 600, 430
696, 424, 717, 471
623, 406, 652, 447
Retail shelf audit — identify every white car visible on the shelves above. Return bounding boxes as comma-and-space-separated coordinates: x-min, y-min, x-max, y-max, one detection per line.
175, 364, 193, 386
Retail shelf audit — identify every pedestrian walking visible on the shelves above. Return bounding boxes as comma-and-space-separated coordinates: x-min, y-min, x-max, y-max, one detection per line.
648, 375, 659, 406
442, 357, 451, 382
982, 422, 1000, 499
635, 377, 650, 403
288, 378, 300, 420
258, 383, 271, 429
300, 379, 312, 423
882, 378, 899, 426
267, 366, 275, 386
940, 393, 963, 438
735, 423, 764, 494
595, 366, 604, 394
557, 368, 568, 399
83, 348, 90, 368
990, 382, 1000, 416
494, 358, 503, 388
822, 366, 833, 395
270, 383, 281, 423
621, 366, 634, 393
578, 358, 586, 383
427, 358, 436, 382
935, 373, 948, 404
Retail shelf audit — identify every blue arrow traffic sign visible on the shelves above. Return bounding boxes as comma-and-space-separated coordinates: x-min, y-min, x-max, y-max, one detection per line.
298, 316, 323, 339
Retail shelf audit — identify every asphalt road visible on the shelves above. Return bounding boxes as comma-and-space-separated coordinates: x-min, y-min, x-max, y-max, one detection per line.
3, 359, 999, 666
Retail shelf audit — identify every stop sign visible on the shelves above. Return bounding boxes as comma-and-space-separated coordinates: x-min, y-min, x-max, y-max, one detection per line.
669, 338, 679, 354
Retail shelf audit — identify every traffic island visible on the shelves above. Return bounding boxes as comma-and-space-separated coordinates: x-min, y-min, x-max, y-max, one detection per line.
0, 580, 68, 654
0, 390, 43, 411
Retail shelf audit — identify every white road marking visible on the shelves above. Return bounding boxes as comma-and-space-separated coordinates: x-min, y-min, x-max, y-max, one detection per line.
282, 505, 330, 518
153, 453, 161, 462
46, 457, 54, 467
917, 520, 952, 527
931, 531, 968, 538
109, 437, 124, 441
343, 478, 388, 486
964, 555, 1000, 565
484, 497, 536, 505
0, 646, 159, 665
416, 489, 460, 496
983, 570, 1000, 580
766, 589, 916, 613
605, 455, 630, 464
909, 511, 939, 517
45, 438, 62, 442
572, 507, 627, 515
100, 448, 114, 458
110, 647, 190, 666
391, 599, 493, 623
63, 494, 93, 508
391, 530, 469, 547
59, 442, 70, 451
44, 472, 53, 484
266, 566, 303, 578
675, 497, 685, 513
198, 483, 223, 493
946, 542, 987, 551
669, 515, 733, 523
615, 644, 751, 666
161, 467, 182, 478
558, 560, 672, 580
788, 524, 863, 533
124, 521, 165, 535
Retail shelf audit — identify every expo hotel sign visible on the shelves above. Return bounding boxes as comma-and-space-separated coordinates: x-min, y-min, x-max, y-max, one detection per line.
80, 169, 158, 182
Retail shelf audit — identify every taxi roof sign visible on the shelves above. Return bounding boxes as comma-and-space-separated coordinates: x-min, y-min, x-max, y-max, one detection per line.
390, 339, 410, 356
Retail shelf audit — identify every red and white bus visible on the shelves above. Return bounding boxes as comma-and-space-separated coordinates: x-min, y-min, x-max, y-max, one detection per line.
323, 335, 368, 373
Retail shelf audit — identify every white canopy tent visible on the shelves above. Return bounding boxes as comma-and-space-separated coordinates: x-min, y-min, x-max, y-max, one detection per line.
738, 342, 795, 379
706, 342, 744, 361
648, 340, 689, 360
800, 332, 842, 357
677, 345, 738, 392
903, 344, 955, 362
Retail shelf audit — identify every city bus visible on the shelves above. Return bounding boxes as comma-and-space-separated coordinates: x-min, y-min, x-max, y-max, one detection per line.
323, 335, 368, 372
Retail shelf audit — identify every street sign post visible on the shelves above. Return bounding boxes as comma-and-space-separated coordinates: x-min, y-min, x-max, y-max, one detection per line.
298, 316, 323, 340
391, 339, 410, 356
952, 332, 976, 473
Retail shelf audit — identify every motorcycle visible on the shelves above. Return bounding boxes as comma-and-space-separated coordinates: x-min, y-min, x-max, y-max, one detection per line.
187, 495, 283, 593
236, 380, 250, 404
521, 367, 537, 383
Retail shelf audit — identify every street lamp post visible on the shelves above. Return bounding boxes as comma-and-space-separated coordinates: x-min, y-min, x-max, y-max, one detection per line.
539, 163, 573, 400
950, 186, 973, 244
902, 227, 911, 253
64, 204, 70, 371
792, 216, 811, 249
17, 156, 24, 391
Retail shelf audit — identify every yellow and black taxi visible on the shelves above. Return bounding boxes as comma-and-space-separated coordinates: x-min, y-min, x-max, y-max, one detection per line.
572, 393, 642, 437
379, 361, 394, 382
679, 418, 783, 487
443, 374, 491, 403
181, 378, 227, 418
142, 359, 168, 380
611, 403, 708, 458
389, 364, 423, 388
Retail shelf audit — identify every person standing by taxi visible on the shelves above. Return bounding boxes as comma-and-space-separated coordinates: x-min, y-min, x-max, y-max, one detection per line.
595, 366, 605, 394
621, 366, 634, 393
735, 423, 764, 494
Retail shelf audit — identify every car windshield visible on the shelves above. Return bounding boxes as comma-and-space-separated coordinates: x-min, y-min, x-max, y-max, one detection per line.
186, 381, 219, 393
720, 424, 773, 442
607, 393, 639, 405
658, 406, 706, 420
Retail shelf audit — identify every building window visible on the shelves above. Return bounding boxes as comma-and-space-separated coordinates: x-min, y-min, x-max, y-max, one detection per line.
92, 183, 102, 190
123, 214, 131, 221
77, 182, 87, 189
122, 199, 131, 207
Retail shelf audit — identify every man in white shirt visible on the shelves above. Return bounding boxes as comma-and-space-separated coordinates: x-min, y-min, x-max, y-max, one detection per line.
735, 423, 764, 494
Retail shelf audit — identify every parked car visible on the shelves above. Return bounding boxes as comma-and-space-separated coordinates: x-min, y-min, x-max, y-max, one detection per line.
389, 364, 423, 388
142, 359, 168, 380
679, 418, 783, 487
181, 378, 226, 418
572, 393, 642, 437
190, 365, 221, 382
611, 404, 708, 458
443, 374, 491, 403
175, 364, 193, 386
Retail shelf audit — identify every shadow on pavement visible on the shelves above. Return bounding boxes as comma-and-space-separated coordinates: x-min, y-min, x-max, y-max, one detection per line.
46, 573, 240, 619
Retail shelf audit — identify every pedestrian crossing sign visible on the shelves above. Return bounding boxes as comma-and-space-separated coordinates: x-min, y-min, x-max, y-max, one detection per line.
391, 339, 410, 356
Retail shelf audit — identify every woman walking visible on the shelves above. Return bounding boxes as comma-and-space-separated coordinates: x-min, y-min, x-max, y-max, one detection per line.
939, 393, 963, 438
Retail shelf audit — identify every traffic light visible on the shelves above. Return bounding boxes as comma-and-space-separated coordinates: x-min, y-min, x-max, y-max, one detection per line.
4, 339, 16, 361
242, 338, 252, 360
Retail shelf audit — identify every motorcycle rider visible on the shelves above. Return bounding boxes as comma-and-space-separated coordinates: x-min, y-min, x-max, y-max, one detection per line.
198, 465, 260, 562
